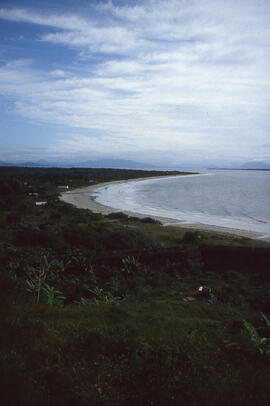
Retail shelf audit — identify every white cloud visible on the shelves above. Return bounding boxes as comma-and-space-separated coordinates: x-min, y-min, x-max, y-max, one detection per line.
0, 0, 269, 163
0, 8, 89, 31
50, 70, 71, 78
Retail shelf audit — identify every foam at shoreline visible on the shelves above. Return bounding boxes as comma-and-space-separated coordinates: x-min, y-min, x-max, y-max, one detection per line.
94, 177, 269, 237
60, 175, 270, 241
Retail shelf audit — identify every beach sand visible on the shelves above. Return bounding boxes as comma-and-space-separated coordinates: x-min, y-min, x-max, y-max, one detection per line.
60, 176, 269, 242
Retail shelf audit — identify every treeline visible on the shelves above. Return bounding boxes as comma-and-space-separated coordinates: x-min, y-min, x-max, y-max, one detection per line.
0, 167, 186, 252
0, 166, 186, 192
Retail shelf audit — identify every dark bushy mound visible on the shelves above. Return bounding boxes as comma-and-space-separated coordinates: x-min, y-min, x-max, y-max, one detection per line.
140, 217, 162, 225
106, 212, 129, 220
183, 231, 202, 244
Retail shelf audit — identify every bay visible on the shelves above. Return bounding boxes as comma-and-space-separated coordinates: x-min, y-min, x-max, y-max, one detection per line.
93, 170, 270, 237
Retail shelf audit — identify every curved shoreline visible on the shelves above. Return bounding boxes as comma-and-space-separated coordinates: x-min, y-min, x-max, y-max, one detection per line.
60, 175, 189, 219
60, 175, 269, 242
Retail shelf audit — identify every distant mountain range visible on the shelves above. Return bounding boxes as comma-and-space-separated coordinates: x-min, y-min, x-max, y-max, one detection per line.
0, 158, 158, 170
1, 158, 270, 170
77, 159, 158, 169
209, 161, 270, 170
240, 161, 270, 170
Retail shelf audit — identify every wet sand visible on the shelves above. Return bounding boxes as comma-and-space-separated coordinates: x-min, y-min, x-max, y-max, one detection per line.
60, 176, 269, 241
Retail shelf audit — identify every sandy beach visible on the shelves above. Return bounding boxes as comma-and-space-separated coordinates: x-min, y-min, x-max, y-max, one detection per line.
60, 176, 268, 241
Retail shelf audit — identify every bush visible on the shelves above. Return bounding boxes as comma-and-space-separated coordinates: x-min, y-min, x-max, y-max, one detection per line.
139, 217, 162, 225
106, 212, 129, 220
182, 231, 202, 244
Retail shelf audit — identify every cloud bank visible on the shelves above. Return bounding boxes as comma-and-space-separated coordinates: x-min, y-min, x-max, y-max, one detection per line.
0, 0, 269, 165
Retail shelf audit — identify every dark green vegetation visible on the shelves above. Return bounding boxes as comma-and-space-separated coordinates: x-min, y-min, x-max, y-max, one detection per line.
1, 167, 270, 405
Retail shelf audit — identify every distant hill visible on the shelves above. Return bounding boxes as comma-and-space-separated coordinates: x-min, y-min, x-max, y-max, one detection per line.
77, 159, 157, 169
241, 161, 270, 170
0, 161, 14, 166
0, 158, 157, 169
0, 160, 55, 168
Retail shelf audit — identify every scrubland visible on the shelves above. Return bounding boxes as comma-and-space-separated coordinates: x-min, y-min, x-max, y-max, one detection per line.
1, 167, 270, 405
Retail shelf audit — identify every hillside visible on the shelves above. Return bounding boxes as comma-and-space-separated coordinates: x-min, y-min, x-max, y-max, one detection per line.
0, 167, 270, 405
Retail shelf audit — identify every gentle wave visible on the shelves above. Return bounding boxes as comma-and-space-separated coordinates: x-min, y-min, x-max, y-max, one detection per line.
93, 170, 270, 237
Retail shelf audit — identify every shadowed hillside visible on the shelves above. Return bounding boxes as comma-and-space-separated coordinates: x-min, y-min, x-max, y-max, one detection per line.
1, 167, 270, 405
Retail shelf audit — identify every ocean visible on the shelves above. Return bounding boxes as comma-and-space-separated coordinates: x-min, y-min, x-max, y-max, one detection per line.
92, 170, 270, 238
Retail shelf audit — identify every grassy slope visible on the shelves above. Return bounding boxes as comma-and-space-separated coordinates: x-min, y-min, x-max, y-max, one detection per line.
0, 167, 270, 405
2, 284, 270, 405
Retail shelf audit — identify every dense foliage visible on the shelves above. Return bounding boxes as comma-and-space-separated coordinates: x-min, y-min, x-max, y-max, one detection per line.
0, 167, 270, 405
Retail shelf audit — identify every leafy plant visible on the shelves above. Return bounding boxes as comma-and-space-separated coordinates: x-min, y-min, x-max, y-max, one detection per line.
88, 286, 105, 298
74, 297, 92, 305
42, 283, 66, 306
121, 256, 141, 275
26, 255, 48, 304
243, 320, 270, 356
8, 261, 19, 281
224, 320, 270, 356
87, 286, 121, 304
26, 279, 39, 295
261, 312, 270, 327
25, 255, 67, 304
94, 291, 121, 305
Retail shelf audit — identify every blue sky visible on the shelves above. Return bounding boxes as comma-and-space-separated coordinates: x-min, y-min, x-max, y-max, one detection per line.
0, 0, 269, 166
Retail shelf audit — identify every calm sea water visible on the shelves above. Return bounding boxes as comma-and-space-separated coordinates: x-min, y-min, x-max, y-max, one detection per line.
93, 170, 270, 237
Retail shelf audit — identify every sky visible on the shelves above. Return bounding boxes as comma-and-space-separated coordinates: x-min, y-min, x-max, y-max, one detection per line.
0, 0, 269, 167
